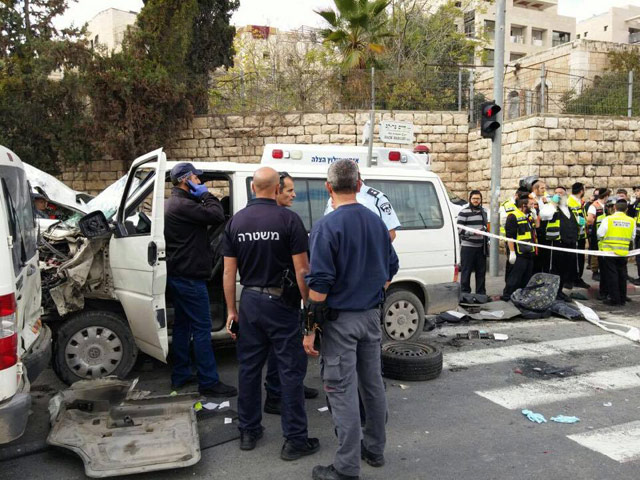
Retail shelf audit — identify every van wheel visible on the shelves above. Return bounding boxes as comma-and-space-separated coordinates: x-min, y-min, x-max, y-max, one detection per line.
381, 342, 443, 381
382, 290, 425, 342
53, 310, 138, 385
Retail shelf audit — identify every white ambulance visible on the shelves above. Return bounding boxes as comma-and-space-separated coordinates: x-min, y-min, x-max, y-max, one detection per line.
41, 144, 460, 384
0, 146, 52, 443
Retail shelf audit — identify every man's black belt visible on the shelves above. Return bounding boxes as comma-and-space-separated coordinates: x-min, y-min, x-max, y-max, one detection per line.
245, 286, 283, 296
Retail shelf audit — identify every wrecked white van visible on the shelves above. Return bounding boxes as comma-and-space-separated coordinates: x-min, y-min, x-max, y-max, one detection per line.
0, 146, 52, 444
40, 146, 460, 384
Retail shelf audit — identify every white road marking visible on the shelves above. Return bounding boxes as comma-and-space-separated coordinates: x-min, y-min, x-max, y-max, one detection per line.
444, 334, 632, 369
475, 366, 640, 409
567, 421, 640, 463
434, 319, 574, 336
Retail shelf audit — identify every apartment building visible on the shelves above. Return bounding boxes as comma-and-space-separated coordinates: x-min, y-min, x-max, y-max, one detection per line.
462, 0, 576, 66
86, 8, 138, 53
576, 5, 640, 44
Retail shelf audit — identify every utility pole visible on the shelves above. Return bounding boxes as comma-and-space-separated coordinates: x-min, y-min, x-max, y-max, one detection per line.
489, 0, 506, 277
24, 0, 31, 40
367, 67, 375, 166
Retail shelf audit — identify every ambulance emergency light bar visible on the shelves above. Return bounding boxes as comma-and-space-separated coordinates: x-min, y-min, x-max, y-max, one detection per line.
264, 144, 431, 170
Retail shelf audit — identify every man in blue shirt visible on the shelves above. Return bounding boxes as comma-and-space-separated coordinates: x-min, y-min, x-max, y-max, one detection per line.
221, 167, 320, 460
304, 159, 399, 480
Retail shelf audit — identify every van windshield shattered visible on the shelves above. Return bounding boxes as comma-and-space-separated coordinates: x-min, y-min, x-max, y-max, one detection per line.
60, 174, 141, 229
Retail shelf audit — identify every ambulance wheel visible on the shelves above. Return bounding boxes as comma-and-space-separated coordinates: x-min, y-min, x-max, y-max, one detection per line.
381, 342, 443, 382
53, 310, 138, 385
382, 290, 425, 342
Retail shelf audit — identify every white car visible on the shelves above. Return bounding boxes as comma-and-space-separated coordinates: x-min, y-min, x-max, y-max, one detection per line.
0, 146, 52, 444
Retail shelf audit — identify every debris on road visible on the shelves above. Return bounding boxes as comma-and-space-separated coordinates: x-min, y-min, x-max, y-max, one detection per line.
493, 333, 509, 341
522, 409, 547, 423
575, 301, 640, 343
393, 383, 410, 390
603, 402, 613, 407
551, 415, 580, 424
456, 330, 491, 340
47, 378, 202, 478
318, 407, 329, 412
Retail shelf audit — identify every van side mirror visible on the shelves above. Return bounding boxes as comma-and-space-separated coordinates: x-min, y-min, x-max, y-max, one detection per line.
78, 211, 112, 238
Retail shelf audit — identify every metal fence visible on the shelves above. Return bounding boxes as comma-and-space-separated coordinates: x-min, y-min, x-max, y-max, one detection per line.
209, 64, 639, 123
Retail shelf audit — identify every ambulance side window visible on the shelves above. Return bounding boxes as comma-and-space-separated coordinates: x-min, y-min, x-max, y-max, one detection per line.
366, 180, 444, 230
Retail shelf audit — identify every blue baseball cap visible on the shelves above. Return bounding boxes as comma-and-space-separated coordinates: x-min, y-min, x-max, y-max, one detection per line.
170, 162, 203, 182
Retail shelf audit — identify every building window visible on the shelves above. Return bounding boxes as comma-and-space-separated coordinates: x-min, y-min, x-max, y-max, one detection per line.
483, 49, 494, 67
604, 25, 608, 32
510, 26, 525, 44
510, 52, 526, 62
584, 32, 588, 37
552, 31, 571, 47
577, 34, 580, 39
532, 29, 544, 46
455, 1, 462, 7
94, 34, 99, 45
464, 10, 476, 37
484, 20, 495, 35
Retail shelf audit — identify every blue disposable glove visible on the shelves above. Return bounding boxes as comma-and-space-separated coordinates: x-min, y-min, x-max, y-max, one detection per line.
187, 180, 208, 199
578, 216, 586, 227
551, 415, 580, 424
522, 409, 547, 423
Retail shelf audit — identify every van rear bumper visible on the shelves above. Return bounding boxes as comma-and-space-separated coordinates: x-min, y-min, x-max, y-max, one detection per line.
0, 392, 31, 444
425, 282, 460, 314
23, 324, 52, 383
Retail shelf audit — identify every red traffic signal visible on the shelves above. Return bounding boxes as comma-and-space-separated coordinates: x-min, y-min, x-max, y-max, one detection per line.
481, 101, 501, 139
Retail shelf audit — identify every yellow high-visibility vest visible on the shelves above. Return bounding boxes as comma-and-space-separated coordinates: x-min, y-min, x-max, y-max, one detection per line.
568, 196, 587, 240
599, 211, 635, 256
500, 200, 516, 236
513, 208, 535, 255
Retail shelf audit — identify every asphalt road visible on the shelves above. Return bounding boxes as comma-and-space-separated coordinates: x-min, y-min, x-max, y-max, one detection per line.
4, 298, 640, 480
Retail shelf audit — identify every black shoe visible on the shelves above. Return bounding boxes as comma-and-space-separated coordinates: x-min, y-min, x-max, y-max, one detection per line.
592, 273, 601, 281
564, 282, 574, 290
626, 297, 633, 302
240, 429, 263, 451
199, 381, 238, 398
574, 279, 591, 289
632, 278, 640, 286
304, 385, 320, 399
312, 465, 359, 480
171, 375, 197, 390
557, 292, 571, 302
361, 442, 385, 467
603, 299, 622, 306
264, 395, 281, 415
281, 437, 320, 461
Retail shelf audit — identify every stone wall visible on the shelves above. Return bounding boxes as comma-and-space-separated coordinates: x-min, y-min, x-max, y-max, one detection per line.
66, 110, 470, 197
59, 111, 640, 203
468, 113, 640, 201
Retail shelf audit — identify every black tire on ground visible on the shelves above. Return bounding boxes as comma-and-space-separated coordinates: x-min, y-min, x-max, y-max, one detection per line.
382, 290, 426, 342
381, 342, 443, 382
52, 310, 138, 385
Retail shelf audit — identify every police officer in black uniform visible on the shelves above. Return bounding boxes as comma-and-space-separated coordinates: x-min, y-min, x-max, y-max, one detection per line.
221, 167, 320, 460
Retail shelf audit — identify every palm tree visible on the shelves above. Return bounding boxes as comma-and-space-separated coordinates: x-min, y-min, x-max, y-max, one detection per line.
316, 0, 391, 70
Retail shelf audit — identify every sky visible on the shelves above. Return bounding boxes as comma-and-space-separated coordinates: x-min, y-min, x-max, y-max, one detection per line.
54, 0, 640, 31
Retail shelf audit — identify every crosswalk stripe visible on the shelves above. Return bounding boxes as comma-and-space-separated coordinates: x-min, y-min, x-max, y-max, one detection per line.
444, 334, 631, 369
435, 319, 573, 336
475, 365, 640, 409
567, 421, 640, 463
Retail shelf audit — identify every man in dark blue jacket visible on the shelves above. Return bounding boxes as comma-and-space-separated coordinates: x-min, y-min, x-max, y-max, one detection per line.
304, 159, 399, 480
165, 162, 237, 397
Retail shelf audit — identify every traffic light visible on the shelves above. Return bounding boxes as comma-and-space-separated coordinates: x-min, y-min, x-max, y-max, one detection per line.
481, 101, 501, 139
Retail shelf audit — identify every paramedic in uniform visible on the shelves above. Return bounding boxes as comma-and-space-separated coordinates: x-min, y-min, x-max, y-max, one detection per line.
305, 159, 399, 480
164, 162, 237, 398
598, 198, 636, 306
325, 173, 400, 241
501, 193, 536, 300
222, 167, 320, 459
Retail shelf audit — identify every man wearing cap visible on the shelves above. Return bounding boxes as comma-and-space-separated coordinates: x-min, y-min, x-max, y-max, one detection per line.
32, 192, 50, 219
164, 162, 237, 397
598, 198, 636, 306
568, 182, 590, 289
628, 186, 640, 285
